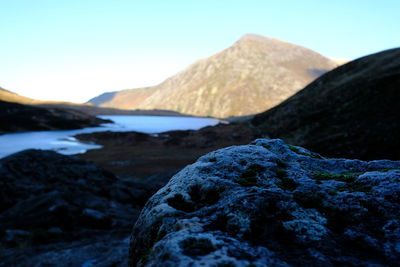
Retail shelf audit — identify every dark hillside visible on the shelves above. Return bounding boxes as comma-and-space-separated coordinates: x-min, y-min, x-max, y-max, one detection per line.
0, 100, 108, 134
252, 48, 400, 160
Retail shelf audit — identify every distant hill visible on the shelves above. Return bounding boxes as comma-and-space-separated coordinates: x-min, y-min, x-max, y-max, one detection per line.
0, 87, 112, 133
0, 86, 86, 106
0, 87, 36, 104
38, 103, 188, 117
0, 86, 186, 117
251, 48, 400, 160
88, 34, 338, 118
88, 91, 118, 106
0, 100, 108, 134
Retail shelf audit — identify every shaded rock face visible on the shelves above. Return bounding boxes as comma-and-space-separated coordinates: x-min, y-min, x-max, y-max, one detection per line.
129, 139, 400, 266
0, 150, 145, 266
0, 100, 108, 134
251, 48, 400, 160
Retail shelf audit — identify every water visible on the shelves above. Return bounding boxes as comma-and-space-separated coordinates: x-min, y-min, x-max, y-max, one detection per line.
0, 115, 219, 158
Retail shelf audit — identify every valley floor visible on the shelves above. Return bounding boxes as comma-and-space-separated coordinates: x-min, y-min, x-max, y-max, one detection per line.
75, 123, 259, 179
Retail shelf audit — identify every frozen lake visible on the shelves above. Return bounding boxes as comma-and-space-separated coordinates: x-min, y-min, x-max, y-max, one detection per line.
0, 115, 219, 158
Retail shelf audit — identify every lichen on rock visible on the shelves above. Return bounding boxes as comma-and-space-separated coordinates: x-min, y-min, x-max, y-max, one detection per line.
129, 139, 400, 266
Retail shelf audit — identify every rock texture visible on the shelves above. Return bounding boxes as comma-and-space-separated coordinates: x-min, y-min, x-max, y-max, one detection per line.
88, 34, 338, 117
0, 149, 150, 266
251, 48, 400, 160
129, 139, 400, 266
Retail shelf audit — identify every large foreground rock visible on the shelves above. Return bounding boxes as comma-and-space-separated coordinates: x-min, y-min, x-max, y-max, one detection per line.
129, 139, 400, 266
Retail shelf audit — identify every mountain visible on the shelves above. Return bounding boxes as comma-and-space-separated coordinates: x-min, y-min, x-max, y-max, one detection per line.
88, 34, 338, 117
251, 48, 400, 160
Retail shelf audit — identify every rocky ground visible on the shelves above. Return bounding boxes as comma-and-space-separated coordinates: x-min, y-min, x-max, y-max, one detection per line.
0, 123, 259, 266
1, 34, 398, 267
0, 150, 142, 266
130, 139, 400, 266
1, 126, 399, 266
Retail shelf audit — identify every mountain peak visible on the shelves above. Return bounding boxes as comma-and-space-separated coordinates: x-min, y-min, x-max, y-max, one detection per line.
237, 34, 288, 46
88, 36, 338, 117
239, 34, 278, 42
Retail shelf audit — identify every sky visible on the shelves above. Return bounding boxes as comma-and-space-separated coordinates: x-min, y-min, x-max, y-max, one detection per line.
0, 0, 399, 103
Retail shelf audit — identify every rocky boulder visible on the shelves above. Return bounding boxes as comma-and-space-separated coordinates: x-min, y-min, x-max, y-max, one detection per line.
129, 139, 400, 266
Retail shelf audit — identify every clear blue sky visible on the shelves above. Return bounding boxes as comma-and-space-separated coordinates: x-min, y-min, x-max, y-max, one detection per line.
0, 0, 399, 102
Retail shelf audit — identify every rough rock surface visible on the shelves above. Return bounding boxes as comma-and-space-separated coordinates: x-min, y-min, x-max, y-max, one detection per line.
129, 139, 400, 266
0, 149, 147, 266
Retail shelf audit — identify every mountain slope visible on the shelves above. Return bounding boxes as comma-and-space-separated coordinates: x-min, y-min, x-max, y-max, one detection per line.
88, 87, 157, 110
0, 87, 36, 104
251, 47, 400, 160
88, 34, 338, 117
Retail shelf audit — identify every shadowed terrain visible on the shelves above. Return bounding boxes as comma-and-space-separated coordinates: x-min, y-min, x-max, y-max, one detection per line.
0, 150, 143, 266
0, 100, 109, 134
252, 47, 400, 160
76, 123, 259, 179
